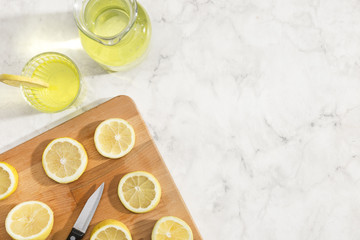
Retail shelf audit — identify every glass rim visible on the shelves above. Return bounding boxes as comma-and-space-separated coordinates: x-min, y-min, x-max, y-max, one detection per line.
73, 0, 138, 46
21, 52, 82, 113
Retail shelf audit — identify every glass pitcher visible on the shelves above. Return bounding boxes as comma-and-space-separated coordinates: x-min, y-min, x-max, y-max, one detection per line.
73, 0, 151, 71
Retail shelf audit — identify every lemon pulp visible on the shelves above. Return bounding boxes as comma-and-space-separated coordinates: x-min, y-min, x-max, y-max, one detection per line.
0, 162, 18, 200
10, 204, 50, 237
90, 219, 132, 240
42, 137, 88, 183
46, 141, 82, 178
0, 167, 11, 195
5, 201, 54, 240
118, 171, 161, 213
122, 175, 156, 208
152, 216, 193, 240
96, 227, 127, 239
94, 118, 135, 159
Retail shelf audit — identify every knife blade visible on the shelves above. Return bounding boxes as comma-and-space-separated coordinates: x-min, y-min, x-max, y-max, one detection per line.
66, 183, 105, 240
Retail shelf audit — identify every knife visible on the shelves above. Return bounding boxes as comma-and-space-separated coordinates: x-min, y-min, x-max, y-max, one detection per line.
66, 183, 105, 240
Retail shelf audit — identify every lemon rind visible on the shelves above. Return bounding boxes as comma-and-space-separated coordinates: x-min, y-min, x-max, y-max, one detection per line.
118, 171, 161, 213
90, 220, 132, 240
42, 137, 88, 183
151, 216, 193, 240
5, 201, 54, 240
94, 118, 136, 159
0, 162, 18, 200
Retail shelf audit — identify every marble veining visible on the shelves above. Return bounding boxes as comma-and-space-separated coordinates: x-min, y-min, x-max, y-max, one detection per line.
1, 0, 360, 239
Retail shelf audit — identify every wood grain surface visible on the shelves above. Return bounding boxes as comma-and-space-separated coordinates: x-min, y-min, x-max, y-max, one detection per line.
0, 95, 202, 240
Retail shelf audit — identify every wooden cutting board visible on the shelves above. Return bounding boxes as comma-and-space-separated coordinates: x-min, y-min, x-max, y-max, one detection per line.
0, 95, 202, 240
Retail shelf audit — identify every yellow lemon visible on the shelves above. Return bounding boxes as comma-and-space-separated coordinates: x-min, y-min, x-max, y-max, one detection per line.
152, 216, 193, 240
5, 201, 54, 240
94, 118, 135, 159
0, 162, 18, 200
90, 219, 132, 240
42, 137, 88, 183
118, 171, 161, 213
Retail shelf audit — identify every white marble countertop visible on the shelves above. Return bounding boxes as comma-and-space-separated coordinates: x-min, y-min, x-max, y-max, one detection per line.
1, 0, 360, 239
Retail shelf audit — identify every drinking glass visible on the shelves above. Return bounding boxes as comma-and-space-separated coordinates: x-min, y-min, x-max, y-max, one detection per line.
21, 52, 81, 113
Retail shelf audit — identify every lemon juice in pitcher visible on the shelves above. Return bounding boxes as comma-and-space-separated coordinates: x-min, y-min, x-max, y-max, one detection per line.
74, 0, 151, 71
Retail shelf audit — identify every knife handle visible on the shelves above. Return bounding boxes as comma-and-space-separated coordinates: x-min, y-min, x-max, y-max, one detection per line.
66, 228, 85, 240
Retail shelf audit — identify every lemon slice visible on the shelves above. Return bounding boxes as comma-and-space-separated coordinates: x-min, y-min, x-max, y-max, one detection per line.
42, 137, 88, 183
94, 118, 135, 159
0, 73, 49, 88
5, 201, 54, 240
0, 162, 18, 200
90, 219, 132, 240
118, 171, 161, 213
152, 216, 193, 240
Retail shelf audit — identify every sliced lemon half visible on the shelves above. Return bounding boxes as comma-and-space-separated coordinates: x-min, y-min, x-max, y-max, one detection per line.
0, 162, 18, 200
5, 200, 54, 240
152, 216, 193, 240
90, 219, 132, 240
118, 171, 161, 213
42, 137, 88, 183
94, 118, 135, 159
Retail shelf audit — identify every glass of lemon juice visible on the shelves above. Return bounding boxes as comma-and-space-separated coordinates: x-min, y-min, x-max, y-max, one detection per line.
21, 52, 81, 113
73, 0, 151, 71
